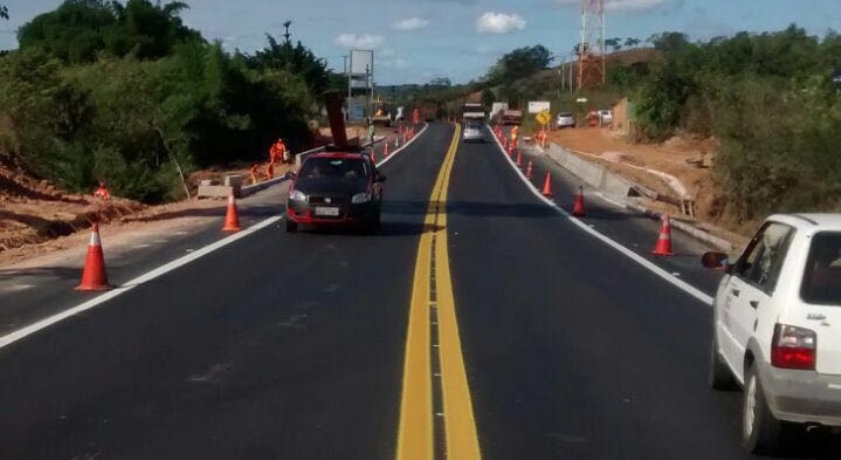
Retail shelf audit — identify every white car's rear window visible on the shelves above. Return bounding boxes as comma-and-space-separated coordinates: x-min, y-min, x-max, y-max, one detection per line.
801, 232, 841, 305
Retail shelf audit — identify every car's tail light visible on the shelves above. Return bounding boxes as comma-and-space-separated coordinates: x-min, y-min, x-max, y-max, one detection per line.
771, 323, 816, 370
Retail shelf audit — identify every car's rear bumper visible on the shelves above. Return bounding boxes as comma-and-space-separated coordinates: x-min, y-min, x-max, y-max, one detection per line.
761, 362, 841, 426
286, 200, 379, 225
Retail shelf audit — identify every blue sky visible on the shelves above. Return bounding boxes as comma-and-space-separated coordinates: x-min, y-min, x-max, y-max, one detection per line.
1, 0, 840, 84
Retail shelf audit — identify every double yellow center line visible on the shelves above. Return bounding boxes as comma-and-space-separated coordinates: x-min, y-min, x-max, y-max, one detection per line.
395, 124, 482, 460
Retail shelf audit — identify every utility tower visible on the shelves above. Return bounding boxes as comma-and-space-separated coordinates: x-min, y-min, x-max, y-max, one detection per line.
577, 0, 605, 90
282, 21, 292, 45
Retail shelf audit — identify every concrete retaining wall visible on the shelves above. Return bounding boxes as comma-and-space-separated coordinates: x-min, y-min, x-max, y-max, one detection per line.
545, 143, 634, 199
542, 142, 733, 252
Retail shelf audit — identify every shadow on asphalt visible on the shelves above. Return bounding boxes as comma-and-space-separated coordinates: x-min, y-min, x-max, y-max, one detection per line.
0, 265, 79, 280
124, 204, 284, 223
382, 200, 558, 219
292, 221, 443, 237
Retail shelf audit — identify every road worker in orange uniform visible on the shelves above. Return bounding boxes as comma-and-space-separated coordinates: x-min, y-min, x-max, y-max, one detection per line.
93, 181, 111, 201
510, 125, 520, 149
270, 138, 289, 164
536, 129, 547, 148
250, 164, 259, 185
265, 162, 275, 181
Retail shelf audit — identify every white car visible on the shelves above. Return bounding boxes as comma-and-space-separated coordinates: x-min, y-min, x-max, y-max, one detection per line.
462, 123, 484, 143
556, 112, 576, 129
598, 109, 613, 125
702, 214, 841, 455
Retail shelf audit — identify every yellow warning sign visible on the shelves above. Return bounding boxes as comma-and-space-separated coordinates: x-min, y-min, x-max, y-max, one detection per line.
535, 110, 551, 126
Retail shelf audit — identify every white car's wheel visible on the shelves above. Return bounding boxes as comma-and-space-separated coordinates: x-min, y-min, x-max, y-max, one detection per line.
742, 362, 791, 455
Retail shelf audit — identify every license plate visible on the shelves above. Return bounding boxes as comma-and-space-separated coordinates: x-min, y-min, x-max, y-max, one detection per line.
314, 207, 340, 216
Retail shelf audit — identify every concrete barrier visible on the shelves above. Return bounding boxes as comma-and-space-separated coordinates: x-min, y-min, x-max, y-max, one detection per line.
545, 143, 633, 199
539, 142, 733, 252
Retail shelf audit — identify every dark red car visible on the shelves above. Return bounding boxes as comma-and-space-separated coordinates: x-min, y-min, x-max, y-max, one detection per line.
285, 149, 386, 233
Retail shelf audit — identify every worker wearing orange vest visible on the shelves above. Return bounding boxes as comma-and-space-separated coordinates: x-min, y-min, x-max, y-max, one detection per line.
536, 129, 547, 148
270, 139, 287, 165
93, 181, 111, 201
250, 164, 260, 184
265, 162, 275, 181
511, 125, 520, 148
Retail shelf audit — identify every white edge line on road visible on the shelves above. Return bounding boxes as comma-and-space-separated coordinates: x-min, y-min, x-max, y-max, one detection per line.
487, 126, 714, 306
0, 123, 432, 351
0, 216, 281, 350
375, 123, 429, 168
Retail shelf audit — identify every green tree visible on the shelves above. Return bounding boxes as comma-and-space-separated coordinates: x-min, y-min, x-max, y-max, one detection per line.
624, 37, 641, 48
1, 4, 8, 19
17, 0, 201, 63
485, 44, 551, 85
605, 37, 623, 52
248, 33, 329, 102
480, 88, 496, 110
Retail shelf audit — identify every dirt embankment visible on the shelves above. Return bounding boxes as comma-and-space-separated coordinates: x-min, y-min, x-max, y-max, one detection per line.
545, 126, 749, 244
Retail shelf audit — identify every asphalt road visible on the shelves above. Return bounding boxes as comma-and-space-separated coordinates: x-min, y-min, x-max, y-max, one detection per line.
1, 123, 839, 459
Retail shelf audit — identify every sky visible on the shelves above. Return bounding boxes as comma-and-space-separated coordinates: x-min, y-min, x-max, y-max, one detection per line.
1, 0, 840, 85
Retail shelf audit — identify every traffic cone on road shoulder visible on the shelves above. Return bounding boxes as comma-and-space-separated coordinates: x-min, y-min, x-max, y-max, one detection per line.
384, 142, 389, 157
542, 172, 553, 196
526, 161, 534, 179
222, 194, 241, 232
516, 149, 523, 166
652, 214, 675, 256
572, 186, 586, 217
76, 223, 111, 291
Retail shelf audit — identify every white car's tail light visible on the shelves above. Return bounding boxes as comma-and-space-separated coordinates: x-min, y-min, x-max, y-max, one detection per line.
771, 323, 816, 370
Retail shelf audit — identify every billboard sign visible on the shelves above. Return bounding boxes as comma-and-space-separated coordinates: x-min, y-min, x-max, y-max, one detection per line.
350, 50, 374, 77
348, 101, 366, 121
528, 101, 551, 114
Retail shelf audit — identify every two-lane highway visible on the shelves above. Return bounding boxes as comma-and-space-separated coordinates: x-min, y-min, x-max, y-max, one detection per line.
0, 124, 454, 459
5, 122, 837, 459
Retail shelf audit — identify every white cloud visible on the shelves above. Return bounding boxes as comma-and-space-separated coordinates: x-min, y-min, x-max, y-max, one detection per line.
381, 57, 411, 70
475, 12, 526, 34
392, 17, 430, 31
334, 33, 384, 49
380, 48, 397, 58
554, 0, 669, 11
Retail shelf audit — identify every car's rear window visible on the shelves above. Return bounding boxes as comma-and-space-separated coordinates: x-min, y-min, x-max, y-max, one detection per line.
300, 157, 368, 180
801, 231, 841, 305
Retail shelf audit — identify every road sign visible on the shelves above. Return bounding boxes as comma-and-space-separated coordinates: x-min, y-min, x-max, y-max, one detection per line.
528, 101, 551, 114
576, 97, 588, 103
535, 110, 551, 126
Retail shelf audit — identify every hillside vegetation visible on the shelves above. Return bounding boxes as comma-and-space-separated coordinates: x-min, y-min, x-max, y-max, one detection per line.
436, 27, 841, 228
0, 0, 334, 203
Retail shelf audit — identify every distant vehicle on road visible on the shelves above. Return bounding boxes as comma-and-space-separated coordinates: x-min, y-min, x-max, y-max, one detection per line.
461, 103, 486, 123
597, 109, 613, 125
285, 148, 386, 233
702, 214, 841, 455
462, 122, 484, 143
371, 100, 393, 127
500, 109, 522, 125
555, 112, 576, 129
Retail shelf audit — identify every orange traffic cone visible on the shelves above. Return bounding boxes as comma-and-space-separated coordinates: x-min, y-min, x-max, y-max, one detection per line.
542, 172, 553, 196
526, 161, 533, 179
370, 148, 377, 162
384, 141, 389, 157
222, 194, 241, 232
516, 149, 523, 166
652, 214, 675, 256
572, 186, 586, 217
76, 223, 111, 291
